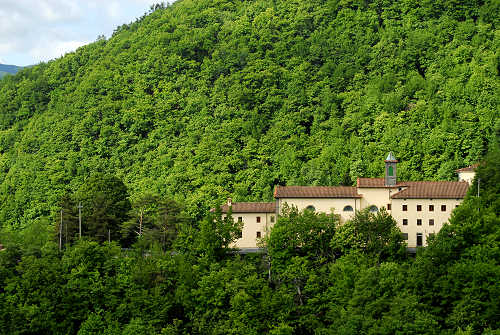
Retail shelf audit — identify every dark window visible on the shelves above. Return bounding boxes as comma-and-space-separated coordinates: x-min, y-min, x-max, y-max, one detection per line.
429, 219, 434, 226
238, 217, 242, 223
237, 231, 242, 238
306, 205, 315, 212
256, 216, 261, 223
402, 204, 407, 211
270, 216, 275, 223
417, 219, 422, 226
429, 204, 434, 212
369, 205, 378, 213
403, 219, 408, 226
256, 231, 261, 238
416, 233, 423, 247
441, 205, 446, 212
417, 205, 422, 211
455, 204, 459, 208
343, 205, 354, 212
387, 204, 391, 210
402, 233, 408, 240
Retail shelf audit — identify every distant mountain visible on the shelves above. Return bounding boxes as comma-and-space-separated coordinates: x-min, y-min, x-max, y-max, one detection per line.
0, 64, 21, 78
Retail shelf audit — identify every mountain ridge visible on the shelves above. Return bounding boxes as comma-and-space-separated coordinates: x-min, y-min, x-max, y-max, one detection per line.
0, 63, 22, 78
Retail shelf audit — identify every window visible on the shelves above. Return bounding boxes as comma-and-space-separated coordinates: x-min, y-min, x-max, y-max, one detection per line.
343, 205, 354, 212
403, 219, 408, 226
270, 216, 275, 223
416, 233, 423, 246
417, 219, 422, 226
256, 231, 261, 238
417, 205, 422, 211
402, 204, 407, 211
455, 204, 459, 208
369, 205, 378, 213
387, 204, 391, 210
428, 233, 435, 240
238, 217, 243, 223
429, 219, 434, 226
256, 216, 261, 223
429, 204, 434, 212
237, 231, 242, 238
388, 165, 394, 176
306, 205, 316, 212
402, 233, 408, 240
441, 205, 447, 212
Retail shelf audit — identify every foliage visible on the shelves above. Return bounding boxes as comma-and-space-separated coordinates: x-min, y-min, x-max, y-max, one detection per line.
75, 173, 131, 243
331, 208, 407, 262
0, 0, 497, 334
0, 0, 497, 229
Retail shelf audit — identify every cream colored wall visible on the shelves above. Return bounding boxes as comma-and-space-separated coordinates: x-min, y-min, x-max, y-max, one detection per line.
277, 198, 359, 223
225, 212, 276, 249
278, 194, 462, 248
391, 198, 462, 247
458, 171, 475, 184
356, 187, 394, 211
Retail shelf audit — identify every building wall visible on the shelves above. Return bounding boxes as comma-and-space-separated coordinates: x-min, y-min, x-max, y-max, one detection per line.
356, 187, 395, 211
226, 195, 463, 249
225, 212, 276, 249
277, 197, 360, 223
391, 198, 462, 247
458, 171, 476, 184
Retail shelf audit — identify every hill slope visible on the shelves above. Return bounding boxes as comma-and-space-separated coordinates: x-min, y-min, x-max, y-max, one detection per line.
0, 64, 21, 78
0, 0, 498, 227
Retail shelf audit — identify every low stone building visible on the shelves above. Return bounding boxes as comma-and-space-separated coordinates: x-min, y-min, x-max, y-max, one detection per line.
222, 153, 474, 249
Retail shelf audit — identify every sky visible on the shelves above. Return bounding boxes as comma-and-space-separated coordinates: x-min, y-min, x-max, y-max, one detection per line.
0, 0, 173, 67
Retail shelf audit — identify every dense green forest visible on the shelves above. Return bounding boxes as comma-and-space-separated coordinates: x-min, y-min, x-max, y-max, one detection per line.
0, 139, 498, 334
0, 0, 498, 228
0, 0, 498, 333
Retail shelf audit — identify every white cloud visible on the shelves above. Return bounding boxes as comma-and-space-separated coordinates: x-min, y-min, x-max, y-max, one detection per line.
29, 40, 90, 64
0, 0, 177, 66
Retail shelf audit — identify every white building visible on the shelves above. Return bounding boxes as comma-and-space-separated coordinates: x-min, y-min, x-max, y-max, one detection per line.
223, 153, 474, 249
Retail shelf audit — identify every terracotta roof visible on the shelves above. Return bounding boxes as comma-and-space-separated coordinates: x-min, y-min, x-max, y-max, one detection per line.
221, 202, 276, 213
357, 178, 406, 188
274, 185, 361, 198
391, 181, 469, 199
456, 163, 479, 172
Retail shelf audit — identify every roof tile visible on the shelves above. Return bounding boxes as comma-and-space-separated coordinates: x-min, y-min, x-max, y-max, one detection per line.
274, 185, 361, 198
391, 181, 469, 199
221, 202, 276, 213
357, 178, 406, 188
456, 163, 479, 172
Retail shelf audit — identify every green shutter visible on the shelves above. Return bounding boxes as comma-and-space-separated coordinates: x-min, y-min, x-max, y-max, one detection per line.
388, 166, 393, 176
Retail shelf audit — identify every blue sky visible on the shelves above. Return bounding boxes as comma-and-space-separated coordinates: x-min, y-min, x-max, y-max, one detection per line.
0, 0, 174, 67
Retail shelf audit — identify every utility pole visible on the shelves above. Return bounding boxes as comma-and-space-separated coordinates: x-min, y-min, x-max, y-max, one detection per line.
78, 202, 83, 239
59, 209, 63, 251
477, 178, 480, 197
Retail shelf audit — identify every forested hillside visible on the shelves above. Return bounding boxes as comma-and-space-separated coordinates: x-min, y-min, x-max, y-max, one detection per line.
0, 0, 498, 228
0, 139, 498, 334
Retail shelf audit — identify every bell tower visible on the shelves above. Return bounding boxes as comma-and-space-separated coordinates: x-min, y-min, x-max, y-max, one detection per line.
385, 152, 398, 186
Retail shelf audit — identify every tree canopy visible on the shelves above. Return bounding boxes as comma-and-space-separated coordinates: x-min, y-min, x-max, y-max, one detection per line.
0, 0, 497, 229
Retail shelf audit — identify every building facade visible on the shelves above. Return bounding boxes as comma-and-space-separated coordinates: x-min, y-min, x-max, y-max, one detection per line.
222, 153, 474, 249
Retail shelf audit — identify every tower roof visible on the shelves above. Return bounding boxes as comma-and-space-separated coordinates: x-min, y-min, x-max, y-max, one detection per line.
385, 151, 397, 162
